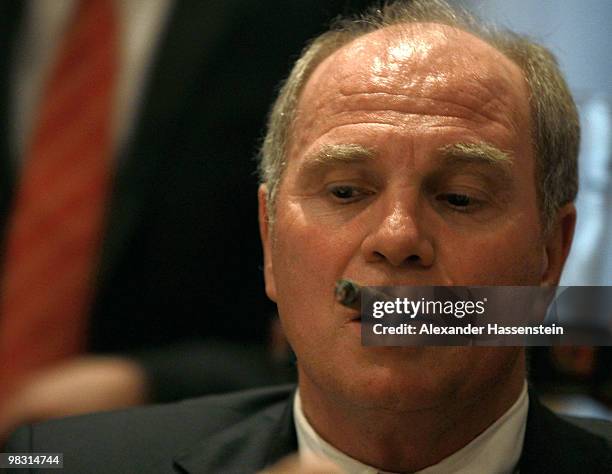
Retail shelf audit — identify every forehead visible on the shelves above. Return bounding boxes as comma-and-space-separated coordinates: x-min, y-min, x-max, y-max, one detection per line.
316, 22, 523, 87
291, 23, 531, 157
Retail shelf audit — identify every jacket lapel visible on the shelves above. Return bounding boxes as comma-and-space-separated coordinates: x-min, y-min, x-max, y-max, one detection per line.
173, 393, 297, 474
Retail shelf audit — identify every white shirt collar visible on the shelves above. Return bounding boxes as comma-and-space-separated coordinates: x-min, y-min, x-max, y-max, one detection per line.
294, 382, 528, 474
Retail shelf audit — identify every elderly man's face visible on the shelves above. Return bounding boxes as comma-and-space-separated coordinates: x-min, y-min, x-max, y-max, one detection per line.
260, 24, 566, 410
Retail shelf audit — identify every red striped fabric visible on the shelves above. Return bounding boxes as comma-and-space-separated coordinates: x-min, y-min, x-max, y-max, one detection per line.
0, 0, 117, 400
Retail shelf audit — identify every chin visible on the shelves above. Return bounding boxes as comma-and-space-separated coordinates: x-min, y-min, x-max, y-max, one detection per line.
308, 346, 521, 413
304, 348, 462, 411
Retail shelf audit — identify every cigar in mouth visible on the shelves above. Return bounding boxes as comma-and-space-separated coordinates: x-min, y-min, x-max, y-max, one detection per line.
334, 279, 362, 310
335, 279, 394, 312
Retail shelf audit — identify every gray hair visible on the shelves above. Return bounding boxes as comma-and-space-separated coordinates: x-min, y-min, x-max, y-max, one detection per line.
258, 0, 579, 232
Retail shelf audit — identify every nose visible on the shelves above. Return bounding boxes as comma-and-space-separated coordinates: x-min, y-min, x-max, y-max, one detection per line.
361, 199, 434, 268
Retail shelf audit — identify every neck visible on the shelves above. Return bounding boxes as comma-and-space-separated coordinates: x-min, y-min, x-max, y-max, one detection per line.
298, 352, 525, 472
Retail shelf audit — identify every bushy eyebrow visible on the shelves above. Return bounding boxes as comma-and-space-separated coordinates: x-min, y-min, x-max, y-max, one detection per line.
295, 144, 376, 188
430, 142, 515, 194
309, 143, 376, 165
296, 141, 513, 186
304, 142, 510, 166
438, 142, 513, 170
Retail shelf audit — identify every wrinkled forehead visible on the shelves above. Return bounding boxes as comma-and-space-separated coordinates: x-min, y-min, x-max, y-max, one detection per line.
296, 22, 530, 135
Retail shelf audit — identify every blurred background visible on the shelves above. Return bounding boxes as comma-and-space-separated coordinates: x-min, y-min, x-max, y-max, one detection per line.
0, 0, 610, 443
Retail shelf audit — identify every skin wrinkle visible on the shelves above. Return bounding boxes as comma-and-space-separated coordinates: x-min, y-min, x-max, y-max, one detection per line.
333, 87, 515, 127
304, 80, 519, 142
427, 123, 498, 134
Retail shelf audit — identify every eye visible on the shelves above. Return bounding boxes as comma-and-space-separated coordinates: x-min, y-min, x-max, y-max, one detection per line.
328, 184, 372, 203
437, 193, 475, 210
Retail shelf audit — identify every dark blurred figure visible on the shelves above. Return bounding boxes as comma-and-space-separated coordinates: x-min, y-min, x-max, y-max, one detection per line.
530, 347, 612, 418
0, 0, 368, 441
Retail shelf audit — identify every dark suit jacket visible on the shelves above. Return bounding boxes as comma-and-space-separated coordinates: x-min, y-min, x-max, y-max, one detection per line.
0, 0, 369, 400
4, 385, 612, 473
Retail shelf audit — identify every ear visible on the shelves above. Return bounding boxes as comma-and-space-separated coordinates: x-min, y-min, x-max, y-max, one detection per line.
540, 203, 576, 286
258, 184, 277, 302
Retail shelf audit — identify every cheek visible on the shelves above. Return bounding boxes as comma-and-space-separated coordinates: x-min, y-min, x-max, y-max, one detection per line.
272, 205, 344, 279
440, 217, 544, 285
270, 203, 356, 340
